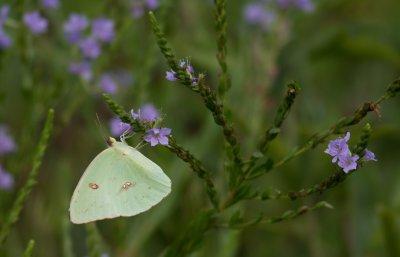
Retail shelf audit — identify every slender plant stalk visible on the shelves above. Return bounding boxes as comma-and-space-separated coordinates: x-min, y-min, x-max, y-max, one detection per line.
379, 206, 400, 257
0, 109, 54, 246
162, 210, 216, 257
220, 82, 300, 208
23, 239, 35, 257
224, 201, 333, 229
62, 216, 75, 257
86, 223, 103, 257
168, 137, 220, 209
214, 0, 231, 98
261, 169, 348, 201
246, 82, 300, 175
148, 13, 244, 180
197, 76, 243, 187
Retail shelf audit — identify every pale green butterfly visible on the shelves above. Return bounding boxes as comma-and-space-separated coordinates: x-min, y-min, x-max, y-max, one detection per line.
69, 137, 171, 224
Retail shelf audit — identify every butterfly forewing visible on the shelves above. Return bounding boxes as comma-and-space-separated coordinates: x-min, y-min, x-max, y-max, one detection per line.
69, 143, 171, 224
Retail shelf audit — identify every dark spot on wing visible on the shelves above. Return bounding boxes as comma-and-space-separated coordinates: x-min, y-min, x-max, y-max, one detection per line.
89, 183, 99, 190
122, 181, 135, 190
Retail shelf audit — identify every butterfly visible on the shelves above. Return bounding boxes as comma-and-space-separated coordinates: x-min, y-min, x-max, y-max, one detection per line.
69, 137, 171, 224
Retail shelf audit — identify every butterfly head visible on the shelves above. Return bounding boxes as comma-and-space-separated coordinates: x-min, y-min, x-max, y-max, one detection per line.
107, 137, 117, 146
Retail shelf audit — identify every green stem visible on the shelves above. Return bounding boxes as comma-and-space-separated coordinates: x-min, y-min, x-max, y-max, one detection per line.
23, 239, 35, 257
86, 223, 103, 257
214, 0, 231, 98
246, 82, 300, 175
0, 109, 54, 246
222, 201, 333, 229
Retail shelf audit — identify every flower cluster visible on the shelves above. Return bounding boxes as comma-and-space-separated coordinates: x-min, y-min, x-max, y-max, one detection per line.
131, 0, 159, 19
109, 103, 171, 147
244, 3, 275, 29
64, 14, 121, 94
131, 104, 160, 122
1, 2, 59, 50
0, 125, 16, 191
325, 132, 377, 173
165, 58, 198, 85
23, 11, 48, 35
144, 128, 171, 146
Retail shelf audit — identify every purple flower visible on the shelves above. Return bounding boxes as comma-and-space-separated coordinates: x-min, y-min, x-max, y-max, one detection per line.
131, 104, 159, 122
63, 14, 88, 43
41, 0, 59, 9
146, 0, 159, 9
0, 5, 10, 26
23, 11, 48, 35
79, 37, 101, 59
0, 125, 16, 155
364, 149, 377, 162
92, 18, 114, 43
165, 70, 177, 81
131, 4, 145, 19
325, 132, 351, 163
69, 61, 92, 81
144, 127, 171, 146
277, 0, 315, 12
0, 28, 11, 49
244, 3, 275, 29
0, 165, 14, 191
109, 117, 131, 136
338, 154, 359, 173
99, 74, 118, 94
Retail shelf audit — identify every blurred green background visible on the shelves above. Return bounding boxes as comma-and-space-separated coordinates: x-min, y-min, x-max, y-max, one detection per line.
0, 0, 400, 256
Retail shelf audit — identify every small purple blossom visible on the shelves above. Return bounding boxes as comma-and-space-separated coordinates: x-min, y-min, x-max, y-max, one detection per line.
0, 125, 16, 155
131, 104, 159, 122
144, 127, 171, 146
364, 149, 377, 162
109, 117, 131, 136
99, 74, 118, 94
338, 154, 359, 173
23, 11, 48, 35
69, 61, 92, 81
63, 14, 89, 44
174, 58, 199, 85
41, 0, 59, 9
92, 18, 115, 43
131, 4, 145, 18
0, 165, 14, 191
79, 37, 101, 59
325, 132, 351, 163
244, 3, 275, 29
165, 70, 177, 81
146, 0, 159, 9
0, 28, 11, 49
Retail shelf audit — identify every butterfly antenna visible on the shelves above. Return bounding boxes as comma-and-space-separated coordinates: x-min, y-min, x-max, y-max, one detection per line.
135, 140, 145, 150
95, 113, 108, 145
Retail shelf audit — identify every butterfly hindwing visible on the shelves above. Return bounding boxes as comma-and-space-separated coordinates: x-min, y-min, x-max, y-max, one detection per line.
70, 143, 171, 224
